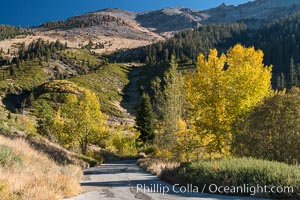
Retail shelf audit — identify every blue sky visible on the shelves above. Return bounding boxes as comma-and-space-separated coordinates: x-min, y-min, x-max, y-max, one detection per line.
0, 0, 252, 27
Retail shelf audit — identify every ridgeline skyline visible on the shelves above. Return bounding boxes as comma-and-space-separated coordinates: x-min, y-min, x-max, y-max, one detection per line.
1, 0, 253, 27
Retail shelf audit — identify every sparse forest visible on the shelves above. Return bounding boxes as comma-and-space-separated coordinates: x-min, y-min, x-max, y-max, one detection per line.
0, 25, 28, 41
41, 14, 130, 30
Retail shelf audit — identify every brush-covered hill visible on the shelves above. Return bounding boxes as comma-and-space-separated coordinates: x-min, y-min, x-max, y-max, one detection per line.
0, 40, 133, 124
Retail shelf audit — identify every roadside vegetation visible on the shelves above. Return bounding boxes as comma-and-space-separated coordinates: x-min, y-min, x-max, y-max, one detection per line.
138, 157, 300, 199
174, 158, 299, 198
136, 45, 299, 199
0, 135, 82, 200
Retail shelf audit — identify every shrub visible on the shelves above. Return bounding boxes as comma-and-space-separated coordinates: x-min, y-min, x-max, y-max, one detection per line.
105, 128, 139, 157
233, 89, 300, 165
0, 145, 23, 167
140, 144, 159, 156
76, 154, 98, 167
173, 157, 300, 199
138, 158, 179, 176
0, 180, 13, 200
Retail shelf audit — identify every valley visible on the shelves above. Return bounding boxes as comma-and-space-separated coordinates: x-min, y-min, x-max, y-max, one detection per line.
0, 0, 300, 199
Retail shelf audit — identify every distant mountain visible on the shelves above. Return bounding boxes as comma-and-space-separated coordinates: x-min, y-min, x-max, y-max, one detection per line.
41, 0, 300, 35
136, 0, 300, 31
203, 0, 300, 27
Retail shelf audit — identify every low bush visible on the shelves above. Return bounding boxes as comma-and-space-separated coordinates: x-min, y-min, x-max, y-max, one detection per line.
0, 179, 15, 200
139, 144, 159, 156
104, 127, 139, 157
138, 158, 179, 176
173, 157, 300, 199
0, 145, 23, 167
76, 154, 98, 167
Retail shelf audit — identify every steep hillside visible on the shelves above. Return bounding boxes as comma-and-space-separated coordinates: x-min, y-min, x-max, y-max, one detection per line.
1, 0, 300, 121
136, 7, 205, 34
136, 0, 300, 33
0, 135, 82, 200
0, 37, 136, 126
0, 25, 29, 41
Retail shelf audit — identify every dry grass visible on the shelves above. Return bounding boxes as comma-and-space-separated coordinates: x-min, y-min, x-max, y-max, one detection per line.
0, 28, 160, 58
29, 136, 89, 168
0, 135, 82, 200
137, 157, 179, 176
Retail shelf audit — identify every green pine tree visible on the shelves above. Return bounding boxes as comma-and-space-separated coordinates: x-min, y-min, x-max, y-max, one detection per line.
161, 54, 184, 135
289, 57, 298, 88
151, 55, 185, 153
136, 93, 155, 143
280, 73, 285, 89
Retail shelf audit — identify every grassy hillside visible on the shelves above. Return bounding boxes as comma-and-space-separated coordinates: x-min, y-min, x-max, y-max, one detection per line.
0, 42, 130, 119
71, 63, 129, 117
0, 100, 101, 199
0, 135, 82, 200
28, 62, 130, 118
0, 61, 47, 96
61, 48, 106, 74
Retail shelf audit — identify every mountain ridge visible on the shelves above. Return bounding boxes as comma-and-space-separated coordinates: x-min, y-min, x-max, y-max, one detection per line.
85, 0, 300, 31
1, 0, 300, 57
39, 0, 300, 33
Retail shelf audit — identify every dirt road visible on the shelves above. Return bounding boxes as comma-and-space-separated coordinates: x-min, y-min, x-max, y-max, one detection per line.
65, 160, 269, 200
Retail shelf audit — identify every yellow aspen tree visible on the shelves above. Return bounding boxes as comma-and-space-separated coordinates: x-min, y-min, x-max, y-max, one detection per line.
54, 88, 107, 155
175, 118, 204, 161
185, 44, 272, 157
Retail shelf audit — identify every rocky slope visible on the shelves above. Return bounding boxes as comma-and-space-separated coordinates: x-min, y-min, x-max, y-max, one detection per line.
203, 0, 300, 27
136, 0, 300, 32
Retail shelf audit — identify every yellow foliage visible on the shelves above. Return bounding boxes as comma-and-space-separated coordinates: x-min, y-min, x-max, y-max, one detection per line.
0, 180, 13, 200
185, 44, 273, 156
43, 80, 83, 95
52, 87, 107, 154
104, 127, 139, 157
16, 115, 37, 135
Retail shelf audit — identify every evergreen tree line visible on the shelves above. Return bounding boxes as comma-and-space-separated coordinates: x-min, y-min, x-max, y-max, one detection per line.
5, 39, 105, 78
233, 13, 300, 89
117, 12, 300, 89
245, 13, 300, 76
41, 14, 129, 30
0, 25, 28, 41
82, 40, 105, 50
16, 39, 67, 62
142, 23, 246, 65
